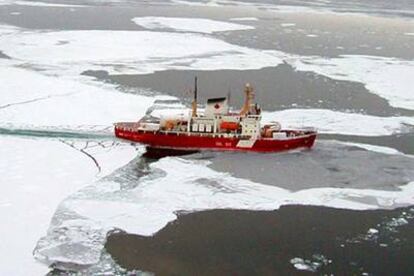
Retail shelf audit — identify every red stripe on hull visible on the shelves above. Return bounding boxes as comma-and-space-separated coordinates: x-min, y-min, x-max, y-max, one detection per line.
115, 128, 317, 153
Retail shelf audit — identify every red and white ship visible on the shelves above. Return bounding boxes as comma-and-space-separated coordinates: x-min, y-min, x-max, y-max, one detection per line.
115, 79, 317, 153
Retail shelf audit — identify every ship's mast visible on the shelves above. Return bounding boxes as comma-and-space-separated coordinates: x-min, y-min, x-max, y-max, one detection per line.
191, 76, 198, 117
240, 83, 254, 116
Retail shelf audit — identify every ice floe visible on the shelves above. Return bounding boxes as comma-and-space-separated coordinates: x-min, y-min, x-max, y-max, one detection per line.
132, 16, 254, 34
230, 17, 258, 21
290, 255, 330, 272
263, 109, 414, 136
0, 66, 155, 131
280, 23, 296, 27
1, 24, 414, 114
337, 142, 403, 155
1, 63, 412, 137
34, 149, 414, 269
290, 55, 414, 110
0, 136, 138, 275
0, 0, 85, 7
0, 25, 284, 76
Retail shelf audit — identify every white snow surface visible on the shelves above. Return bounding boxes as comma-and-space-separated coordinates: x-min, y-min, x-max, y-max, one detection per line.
66, 157, 414, 235
280, 23, 296, 27
290, 55, 414, 110
263, 109, 414, 136
338, 142, 403, 155
0, 136, 138, 276
230, 17, 259, 21
0, 65, 155, 131
0, 0, 85, 7
0, 25, 283, 76
132, 16, 254, 34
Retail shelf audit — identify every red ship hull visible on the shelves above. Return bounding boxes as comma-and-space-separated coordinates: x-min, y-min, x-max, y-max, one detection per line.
115, 124, 317, 153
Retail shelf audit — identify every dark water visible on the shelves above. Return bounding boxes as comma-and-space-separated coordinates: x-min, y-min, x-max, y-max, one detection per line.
322, 133, 414, 155
106, 205, 414, 275
239, 0, 414, 14
88, 67, 414, 117
203, 141, 414, 191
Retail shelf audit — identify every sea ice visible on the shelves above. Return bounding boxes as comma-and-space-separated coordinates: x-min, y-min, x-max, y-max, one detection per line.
1, 23, 413, 114
0, 0, 85, 7
290, 55, 414, 110
0, 136, 138, 276
0, 65, 155, 131
0, 25, 283, 76
230, 17, 259, 21
263, 109, 414, 136
280, 23, 296, 27
132, 16, 254, 34
34, 150, 414, 270
1, 63, 413, 137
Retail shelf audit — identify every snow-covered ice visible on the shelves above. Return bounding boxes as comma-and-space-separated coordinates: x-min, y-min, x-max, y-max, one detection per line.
263, 109, 414, 136
290, 254, 330, 272
290, 55, 414, 110
0, 25, 284, 76
0, 0, 85, 7
3, 65, 413, 136
230, 17, 258, 21
1, 23, 414, 113
337, 142, 402, 155
0, 65, 155, 131
280, 23, 296, 27
34, 148, 414, 269
0, 136, 138, 275
132, 16, 254, 34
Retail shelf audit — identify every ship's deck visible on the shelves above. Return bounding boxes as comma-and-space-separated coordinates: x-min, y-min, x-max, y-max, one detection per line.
115, 122, 317, 140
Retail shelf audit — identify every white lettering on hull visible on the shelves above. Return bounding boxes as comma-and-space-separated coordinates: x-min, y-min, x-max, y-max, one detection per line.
236, 139, 256, 148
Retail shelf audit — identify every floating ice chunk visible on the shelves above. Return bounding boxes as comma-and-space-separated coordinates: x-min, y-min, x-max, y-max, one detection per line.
170, 0, 221, 7
290, 257, 316, 271
368, 228, 379, 234
230, 17, 259, 21
132, 16, 254, 34
280, 23, 296, 27
337, 142, 403, 155
0, 0, 85, 7
290, 254, 330, 272
263, 109, 414, 136
290, 55, 414, 110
